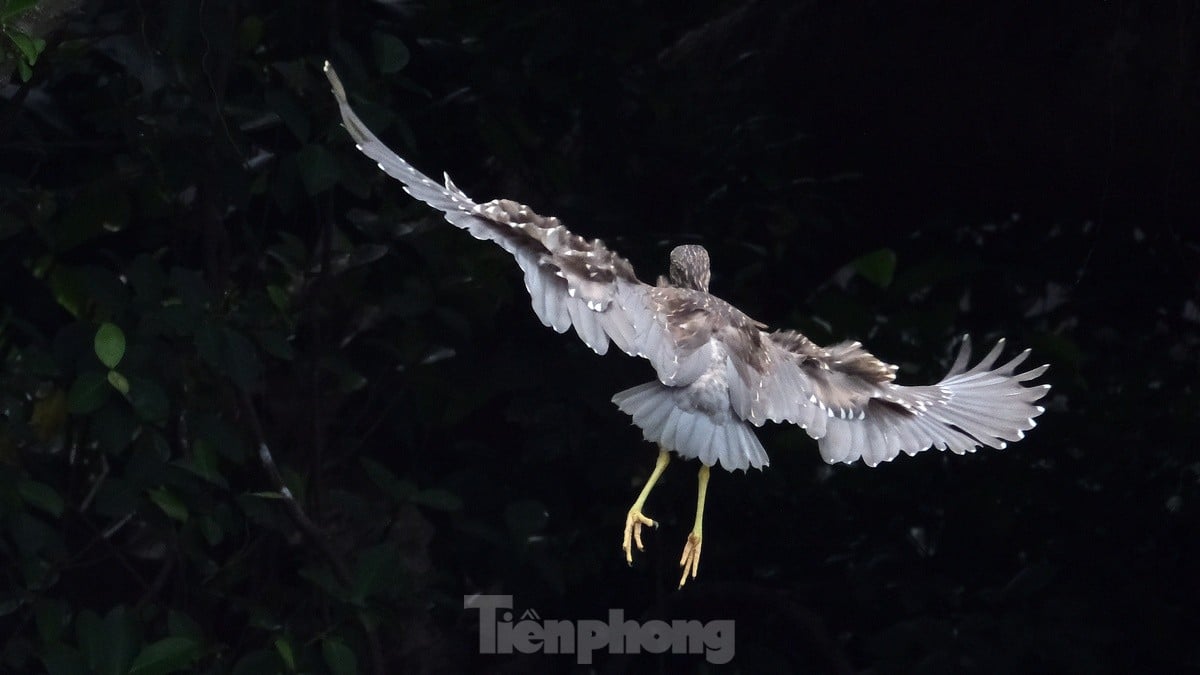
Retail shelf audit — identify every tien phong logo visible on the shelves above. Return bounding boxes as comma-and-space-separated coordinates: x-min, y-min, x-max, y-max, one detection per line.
464, 594, 735, 665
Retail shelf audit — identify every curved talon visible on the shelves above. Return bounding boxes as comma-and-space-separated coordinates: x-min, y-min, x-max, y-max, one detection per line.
621, 449, 671, 566
678, 532, 703, 588
623, 510, 658, 564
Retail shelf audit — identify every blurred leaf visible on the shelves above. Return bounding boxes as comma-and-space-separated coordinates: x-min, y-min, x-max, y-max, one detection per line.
0, 0, 39, 21
93, 400, 138, 454
231, 649, 283, 675
67, 371, 110, 414
182, 440, 223, 485
49, 266, 87, 317
74, 610, 105, 672
322, 639, 358, 675
266, 284, 289, 312
148, 487, 188, 523
41, 644, 86, 675
127, 376, 169, 423
43, 187, 129, 251
94, 322, 126, 368
360, 457, 415, 502
166, 610, 203, 642
372, 32, 410, 74
195, 325, 262, 391
106, 369, 129, 395
126, 255, 166, 305
852, 248, 897, 288
412, 488, 463, 512
237, 15, 264, 52
127, 636, 199, 675
273, 637, 295, 671
295, 145, 341, 195
34, 598, 70, 645
265, 88, 310, 142
17, 478, 65, 517
29, 388, 68, 441
8, 30, 46, 65
77, 606, 137, 675
352, 543, 402, 602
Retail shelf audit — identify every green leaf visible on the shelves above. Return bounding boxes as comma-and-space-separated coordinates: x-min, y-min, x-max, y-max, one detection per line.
183, 440, 223, 485
195, 325, 262, 391
264, 88, 311, 142
295, 145, 341, 195
167, 610, 203, 642
93, 401, 137, 454
7, 30, 44, 65
17, 478, 65, 517
198, 516, 224, 546
42, 644, 86, 675
851, 248, 898, 288
128, 636, 200, 675
106, 369, 129, 395
231, 648, 283, 672
231, 649, 283, 675
372, 32, 410, 74
34, 597, 69, 645
0, 0, 39, 22
148, 487, 188, 523
94, 322, 126, 368
273, 637, 295, 671
67, 371, 111, 414
77, 606, 137, 675
412, 488, 463, 512
75, 610, 106, 673
360, 457, 415, 502
266, 284, 289, 312
127, 376, 169, 423
352, 544, 401, 602
322, 639, 358, 675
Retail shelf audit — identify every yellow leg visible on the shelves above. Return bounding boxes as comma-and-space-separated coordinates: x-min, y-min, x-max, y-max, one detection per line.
623, 447, 671, 565
678, 463, 710, 588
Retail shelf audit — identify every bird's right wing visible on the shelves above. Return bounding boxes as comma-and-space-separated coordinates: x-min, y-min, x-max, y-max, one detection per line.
726, 330, 1050, 466
325, 63, 712, 374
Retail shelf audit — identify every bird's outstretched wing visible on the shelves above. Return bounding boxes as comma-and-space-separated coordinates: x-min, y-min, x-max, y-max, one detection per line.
325, 63, 761, 384
727, 332, 1050, 466
325, 63, 650, 356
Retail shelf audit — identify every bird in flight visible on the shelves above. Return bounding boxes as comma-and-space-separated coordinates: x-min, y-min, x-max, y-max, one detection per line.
323, 63, 1050, 588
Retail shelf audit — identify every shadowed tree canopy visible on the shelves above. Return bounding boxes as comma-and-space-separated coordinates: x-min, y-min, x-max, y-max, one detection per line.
0, 1, 1196, 673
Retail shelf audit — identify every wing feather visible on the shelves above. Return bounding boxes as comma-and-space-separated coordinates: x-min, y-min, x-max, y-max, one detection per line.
326, 63, 666, 358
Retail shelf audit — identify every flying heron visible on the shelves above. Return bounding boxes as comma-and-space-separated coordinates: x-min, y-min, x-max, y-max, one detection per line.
323, 63, 1050, 588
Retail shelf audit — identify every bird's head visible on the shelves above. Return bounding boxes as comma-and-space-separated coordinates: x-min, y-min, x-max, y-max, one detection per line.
669, 245, 711, 293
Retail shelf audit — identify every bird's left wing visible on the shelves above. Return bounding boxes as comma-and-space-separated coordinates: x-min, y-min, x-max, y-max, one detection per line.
727, 330, 1050, 466
324, 63, 673, 359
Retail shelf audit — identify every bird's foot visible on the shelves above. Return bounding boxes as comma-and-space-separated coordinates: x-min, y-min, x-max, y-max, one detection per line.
678, 531, 703, 588
622, 509, 658, 564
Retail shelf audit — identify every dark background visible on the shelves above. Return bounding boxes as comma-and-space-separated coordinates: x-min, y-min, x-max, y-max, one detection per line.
1, 1, 1197, 673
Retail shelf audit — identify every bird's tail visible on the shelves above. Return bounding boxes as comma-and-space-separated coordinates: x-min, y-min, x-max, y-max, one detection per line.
612, 382, 769, 472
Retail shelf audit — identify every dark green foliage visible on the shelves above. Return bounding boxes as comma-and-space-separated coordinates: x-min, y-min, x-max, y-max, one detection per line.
1, 1, 1197, 674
